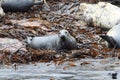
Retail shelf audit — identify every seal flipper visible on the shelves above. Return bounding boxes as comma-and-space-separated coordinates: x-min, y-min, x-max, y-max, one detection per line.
100, 35, 117, 48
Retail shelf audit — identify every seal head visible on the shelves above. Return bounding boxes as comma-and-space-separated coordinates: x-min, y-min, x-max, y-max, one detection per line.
58, 29, 77, 50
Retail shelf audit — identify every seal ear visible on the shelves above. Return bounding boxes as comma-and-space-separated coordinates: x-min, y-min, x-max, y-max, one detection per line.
100, 35, 117, 48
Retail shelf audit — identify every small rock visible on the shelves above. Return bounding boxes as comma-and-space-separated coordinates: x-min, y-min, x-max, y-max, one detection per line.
0, 38, 26, 53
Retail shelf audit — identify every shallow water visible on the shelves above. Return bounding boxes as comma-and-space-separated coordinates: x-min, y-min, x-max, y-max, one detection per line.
0, 58, 120, 80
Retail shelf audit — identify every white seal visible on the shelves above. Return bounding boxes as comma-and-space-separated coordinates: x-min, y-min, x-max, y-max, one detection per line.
100, 23, 120, 48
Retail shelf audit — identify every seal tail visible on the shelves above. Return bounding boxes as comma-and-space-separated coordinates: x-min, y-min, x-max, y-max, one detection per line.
33, 0, 43, 5
100, 35, 117, 48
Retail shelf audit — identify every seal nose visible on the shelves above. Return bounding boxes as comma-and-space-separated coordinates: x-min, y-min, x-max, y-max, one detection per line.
60, 35, 66, 41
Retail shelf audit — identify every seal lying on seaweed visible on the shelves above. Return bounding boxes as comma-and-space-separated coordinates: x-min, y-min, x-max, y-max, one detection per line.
26, 29, 77, 50
100, 23, 120, 48
2, 0, 43, 12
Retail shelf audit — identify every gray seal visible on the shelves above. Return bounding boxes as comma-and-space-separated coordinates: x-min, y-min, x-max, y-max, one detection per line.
1, 0, 43, 12
100, 23, 120, 48
26, 29, 77, 50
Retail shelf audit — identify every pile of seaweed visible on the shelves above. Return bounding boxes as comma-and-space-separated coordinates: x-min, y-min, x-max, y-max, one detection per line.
0, 0, 120, 64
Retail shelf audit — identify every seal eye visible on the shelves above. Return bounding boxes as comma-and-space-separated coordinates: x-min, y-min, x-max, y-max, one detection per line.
65, 31, 68, 34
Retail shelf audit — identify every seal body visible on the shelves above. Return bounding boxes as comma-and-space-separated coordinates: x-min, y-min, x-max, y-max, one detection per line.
27, 35, 60, 50
80, 2, 120, 29
1, 0, 43, 12
100, 23, 120, 48
26, 29, 77, 50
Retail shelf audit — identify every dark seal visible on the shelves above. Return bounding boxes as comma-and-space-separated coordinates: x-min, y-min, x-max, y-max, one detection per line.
2, 0, 43, 12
